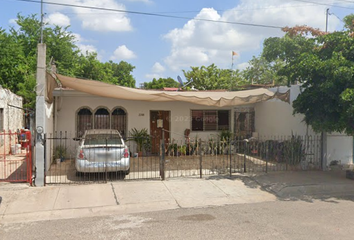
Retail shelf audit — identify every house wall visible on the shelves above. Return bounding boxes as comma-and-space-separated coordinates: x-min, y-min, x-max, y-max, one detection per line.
53, 93, 234, 156
45, 101, 54, 171
254, 85, 353, 166
0, 87, 23, 154
254, 85, 315, 136
326, 133, 353, 166
0, 87, 23, 131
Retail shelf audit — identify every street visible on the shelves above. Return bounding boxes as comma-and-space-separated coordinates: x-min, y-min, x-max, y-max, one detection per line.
1, 198, 354, 240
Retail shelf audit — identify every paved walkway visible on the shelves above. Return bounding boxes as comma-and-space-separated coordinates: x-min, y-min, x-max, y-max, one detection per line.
0, 171, 353, 224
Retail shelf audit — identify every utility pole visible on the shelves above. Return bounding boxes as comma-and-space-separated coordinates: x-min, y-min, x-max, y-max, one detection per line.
35, 0, 46, 186
322, 8, 329, 171
325, 8, 329, 32
40, 0, 43, 43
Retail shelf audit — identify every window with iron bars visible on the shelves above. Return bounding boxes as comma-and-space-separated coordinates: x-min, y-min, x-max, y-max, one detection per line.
76, 107, 127, 138
191, 110, 230, 131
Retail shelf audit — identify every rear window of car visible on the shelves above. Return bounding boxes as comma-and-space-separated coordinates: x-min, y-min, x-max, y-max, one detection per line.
84, 134, 123, 145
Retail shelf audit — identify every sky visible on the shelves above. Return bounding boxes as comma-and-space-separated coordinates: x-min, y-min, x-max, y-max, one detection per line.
1, 0, 354, 87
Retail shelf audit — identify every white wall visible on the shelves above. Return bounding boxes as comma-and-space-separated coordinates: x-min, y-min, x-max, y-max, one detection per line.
45, 101, 54, 171
0, 87, 23, 131
0, 87, 23, 154
254, 85, 315, 136
53, 92, 233, 155
326, 133, 353, 165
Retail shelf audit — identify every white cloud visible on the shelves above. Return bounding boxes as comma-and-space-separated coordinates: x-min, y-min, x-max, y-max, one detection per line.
237, 62, 249, 71
144, 62, 165, 79
152, 62, 165, 73
73, 33, 98, 56
45, 12, 71, 27
8, 18, 17, 25
125, 0, 152, 3
8, 19, 19, 30
163, 0, 341, 72
110, 45, 136, 60
48, 0, 132, 32
145, 73, 161, 79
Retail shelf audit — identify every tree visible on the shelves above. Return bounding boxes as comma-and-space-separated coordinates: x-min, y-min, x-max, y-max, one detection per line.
242, 56, 287, 85
261, 23, 354, 134
105, 61, 136, 88
0, 14, 137, 109
183, 64, 245, 90
143, 77, 179, 89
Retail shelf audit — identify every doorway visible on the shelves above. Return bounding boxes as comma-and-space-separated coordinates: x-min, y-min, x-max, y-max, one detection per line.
150, 111, 170, 154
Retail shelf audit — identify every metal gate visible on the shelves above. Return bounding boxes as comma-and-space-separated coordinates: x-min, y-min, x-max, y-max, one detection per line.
44, 131, 321, 185
0, 130, 33, 184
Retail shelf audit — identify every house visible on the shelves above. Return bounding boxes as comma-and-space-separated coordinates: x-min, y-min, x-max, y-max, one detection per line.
43, 73, 353, 172
0, 86, 23, 132
0, 86, 23, 154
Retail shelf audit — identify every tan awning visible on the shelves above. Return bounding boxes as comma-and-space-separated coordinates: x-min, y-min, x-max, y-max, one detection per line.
48, 73, 290, 107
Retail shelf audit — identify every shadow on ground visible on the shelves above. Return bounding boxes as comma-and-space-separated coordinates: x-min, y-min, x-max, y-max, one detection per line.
206, 170, 354, 203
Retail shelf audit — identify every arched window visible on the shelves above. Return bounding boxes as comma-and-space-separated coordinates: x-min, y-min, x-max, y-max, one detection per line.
94, 108, 110, 129
77, 108, 93, 137
111, 108, 127, 138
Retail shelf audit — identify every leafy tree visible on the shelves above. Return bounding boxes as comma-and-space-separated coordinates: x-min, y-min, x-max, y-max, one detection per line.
242, 56, 287, 85
0, 28, 27, 92
105, 61, 136, 87
183, 64, 246, 90
0, 14, 137, 109
261, 24, 354, 134
143, 77, 179, 89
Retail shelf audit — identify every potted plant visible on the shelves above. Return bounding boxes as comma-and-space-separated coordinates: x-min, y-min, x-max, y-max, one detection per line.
178, 145, 187, 156
129, 128, 151, 156
53, 145, 67, 163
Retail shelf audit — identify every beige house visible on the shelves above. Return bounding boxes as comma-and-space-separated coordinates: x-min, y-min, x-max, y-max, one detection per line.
44, 73, 353, 170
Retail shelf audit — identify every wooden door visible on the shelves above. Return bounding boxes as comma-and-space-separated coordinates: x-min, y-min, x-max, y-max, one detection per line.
150, 111, 170, 154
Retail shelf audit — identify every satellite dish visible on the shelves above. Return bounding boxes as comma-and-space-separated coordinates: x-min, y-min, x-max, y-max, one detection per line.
177, 75, 183, 87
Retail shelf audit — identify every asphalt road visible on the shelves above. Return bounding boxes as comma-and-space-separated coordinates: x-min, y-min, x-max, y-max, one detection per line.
1, 198, 354, 240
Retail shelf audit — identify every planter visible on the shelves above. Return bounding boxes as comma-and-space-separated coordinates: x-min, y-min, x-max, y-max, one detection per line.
346, 170, 354, 180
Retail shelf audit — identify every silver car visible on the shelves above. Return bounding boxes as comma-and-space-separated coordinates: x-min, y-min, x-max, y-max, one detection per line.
75, 129, 130, 175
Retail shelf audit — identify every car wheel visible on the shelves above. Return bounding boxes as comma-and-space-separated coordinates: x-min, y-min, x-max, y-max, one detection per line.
125, 168, 130, 175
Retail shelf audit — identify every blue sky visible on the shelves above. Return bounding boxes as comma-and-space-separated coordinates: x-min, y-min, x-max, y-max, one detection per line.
1, 0, 354, 86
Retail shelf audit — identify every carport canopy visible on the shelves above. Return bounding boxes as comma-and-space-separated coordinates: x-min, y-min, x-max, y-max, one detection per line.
48, 73, 290, 107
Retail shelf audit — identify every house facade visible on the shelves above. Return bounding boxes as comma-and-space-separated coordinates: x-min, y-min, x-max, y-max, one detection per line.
45, 74, 353, 172
0, 86, 24, 154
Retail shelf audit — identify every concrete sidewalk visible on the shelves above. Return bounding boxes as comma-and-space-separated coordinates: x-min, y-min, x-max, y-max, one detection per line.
0, 171, 353, 224
0, 177, 276, 224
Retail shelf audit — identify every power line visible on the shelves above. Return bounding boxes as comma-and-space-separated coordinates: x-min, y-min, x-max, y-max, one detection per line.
14, 0, 284, 29
291, 0, 354, 9
153, 3, 321, 14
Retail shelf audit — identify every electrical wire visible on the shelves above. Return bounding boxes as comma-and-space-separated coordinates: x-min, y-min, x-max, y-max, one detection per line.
13, 0, 285, 29
291, 0, 354, 9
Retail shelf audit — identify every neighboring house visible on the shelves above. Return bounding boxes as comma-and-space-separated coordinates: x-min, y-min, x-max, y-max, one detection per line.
44, 73, 353, 171
0, 86, 24, 153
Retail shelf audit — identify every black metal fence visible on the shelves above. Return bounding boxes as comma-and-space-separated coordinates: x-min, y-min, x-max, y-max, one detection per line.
44, 131, 322, 185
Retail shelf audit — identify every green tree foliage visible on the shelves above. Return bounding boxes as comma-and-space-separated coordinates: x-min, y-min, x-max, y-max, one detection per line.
0, 14, 136, 109
261, 24, 354, 134
183, 64, 247, 90
143, 77, 179, 89
105, 61, 136, 87
242, 56, 287, 85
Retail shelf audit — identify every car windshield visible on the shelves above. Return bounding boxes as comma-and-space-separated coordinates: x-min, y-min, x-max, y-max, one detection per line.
83, 134, 123, 145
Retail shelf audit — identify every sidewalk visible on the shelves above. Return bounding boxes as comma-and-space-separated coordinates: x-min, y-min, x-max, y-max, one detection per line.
0, 171, 353, 224
250, 170, 354, 199
0, 177, 276, 224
